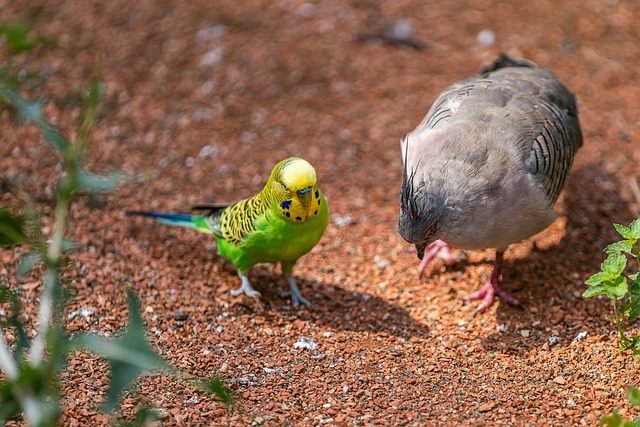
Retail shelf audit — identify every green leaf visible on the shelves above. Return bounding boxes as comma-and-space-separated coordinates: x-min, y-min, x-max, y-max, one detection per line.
615, 223, 634, 240
586, 271, 610, 287
630, 273, 640, 296
76, 289, 171, 411
600, 410, 639, 427
60, 238, 77, 252
84, 80, 105, 109
16, 251, 43, 278
0, 208, 30, 246
602, 254, 627, 278
600, 411, 623, 427
629, 386, 640, 408
72, 171, 125, 194
0, 22, 40, 53
623, 296, 640, 323
606, 276, 629, 300
0, 86, 70, 154
629, 219, 640, 239
583, 284, 610, 299
198, 377, 234, 405
39, 122, 71, 155
605, 241, 634, 256
0, 284, 28, 359
0, 85, 44, 121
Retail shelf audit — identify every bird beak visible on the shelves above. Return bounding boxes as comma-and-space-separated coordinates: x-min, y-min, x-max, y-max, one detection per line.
297, 187, 313, 208
415, 242, 427, 260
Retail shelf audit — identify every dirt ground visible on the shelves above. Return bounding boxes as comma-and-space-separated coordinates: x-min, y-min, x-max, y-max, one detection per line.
2, 0, 640, 425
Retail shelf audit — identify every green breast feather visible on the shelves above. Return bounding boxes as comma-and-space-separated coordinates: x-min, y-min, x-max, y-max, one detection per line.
214, 188, 329, 274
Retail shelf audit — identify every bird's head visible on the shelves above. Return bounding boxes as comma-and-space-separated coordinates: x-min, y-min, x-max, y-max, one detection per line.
397, 160, 444, 259
267, 157, 324, 223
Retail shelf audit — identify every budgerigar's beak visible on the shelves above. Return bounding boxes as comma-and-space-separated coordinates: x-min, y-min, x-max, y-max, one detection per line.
297, 187, 312, 208
415, 242, 427, 260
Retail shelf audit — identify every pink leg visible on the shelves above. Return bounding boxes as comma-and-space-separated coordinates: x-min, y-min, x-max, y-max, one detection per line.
463, 250, 520, 315
416, 240, 463, 279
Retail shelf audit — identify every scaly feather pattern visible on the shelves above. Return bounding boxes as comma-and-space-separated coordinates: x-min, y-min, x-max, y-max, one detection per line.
128, 157, 329, 307
398, 54, 582, 314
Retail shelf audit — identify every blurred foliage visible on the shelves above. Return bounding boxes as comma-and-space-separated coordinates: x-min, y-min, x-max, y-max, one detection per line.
601, 386, 640, 427
0, 21, 45, 53
0, 82, 232, 426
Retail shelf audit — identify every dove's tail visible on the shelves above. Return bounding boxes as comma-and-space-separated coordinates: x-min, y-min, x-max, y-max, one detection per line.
480, 53, 538, 75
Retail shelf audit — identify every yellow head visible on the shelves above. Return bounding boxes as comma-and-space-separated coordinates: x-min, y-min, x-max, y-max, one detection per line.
266, 157, 323, 223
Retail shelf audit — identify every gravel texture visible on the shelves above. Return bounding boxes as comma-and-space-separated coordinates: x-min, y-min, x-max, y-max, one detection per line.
2, 0, 640, 425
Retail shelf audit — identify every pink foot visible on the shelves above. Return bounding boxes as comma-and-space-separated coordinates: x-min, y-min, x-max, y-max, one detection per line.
415, 240, 464, 279
463, 250, 520, 315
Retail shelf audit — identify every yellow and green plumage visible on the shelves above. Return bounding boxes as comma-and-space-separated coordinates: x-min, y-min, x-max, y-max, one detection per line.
128, 157, 329, 307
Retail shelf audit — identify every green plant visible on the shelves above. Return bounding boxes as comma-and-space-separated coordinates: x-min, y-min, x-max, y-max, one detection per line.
0, 84, 232, 426
0, 21, 45, 53
600, 386, 640, 427
583, 219, 640, 359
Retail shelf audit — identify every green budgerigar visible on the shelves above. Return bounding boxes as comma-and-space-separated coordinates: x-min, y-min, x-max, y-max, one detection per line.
129, 157, 329, 307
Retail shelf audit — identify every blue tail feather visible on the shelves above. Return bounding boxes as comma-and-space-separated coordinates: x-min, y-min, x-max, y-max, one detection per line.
127, 210, 193, 222
127, 210, 213, 233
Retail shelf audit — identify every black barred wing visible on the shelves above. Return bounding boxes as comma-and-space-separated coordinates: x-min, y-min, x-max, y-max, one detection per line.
203, 195, 267, 246
520, 95, 582, 204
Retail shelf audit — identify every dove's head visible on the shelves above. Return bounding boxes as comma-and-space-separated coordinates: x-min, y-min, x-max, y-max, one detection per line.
266, 157, 324, 223
397, 159, 447, 259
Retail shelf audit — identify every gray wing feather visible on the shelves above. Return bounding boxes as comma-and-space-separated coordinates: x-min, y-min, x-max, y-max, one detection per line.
410, 60, 582, 206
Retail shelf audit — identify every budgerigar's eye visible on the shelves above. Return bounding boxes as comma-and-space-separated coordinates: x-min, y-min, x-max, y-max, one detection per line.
282, 183, 288, 191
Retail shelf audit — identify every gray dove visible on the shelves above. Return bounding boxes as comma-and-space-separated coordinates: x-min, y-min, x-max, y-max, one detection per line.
397, 54, 583, 314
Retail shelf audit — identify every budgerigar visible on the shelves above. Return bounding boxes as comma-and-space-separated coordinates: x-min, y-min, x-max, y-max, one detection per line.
397, 54, 583, 314
129, 157, 329, 307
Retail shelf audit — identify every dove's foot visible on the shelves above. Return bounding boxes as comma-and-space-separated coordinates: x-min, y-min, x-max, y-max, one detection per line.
281, 275, 311, 308
463, 250, 520, 315
416, 240, 465, 278
230, 275, 262, 298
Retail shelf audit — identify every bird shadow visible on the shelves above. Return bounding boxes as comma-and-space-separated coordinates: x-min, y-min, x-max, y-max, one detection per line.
229, 268, 430, 340
126, 221, 429, 340
477, 161, 639, 354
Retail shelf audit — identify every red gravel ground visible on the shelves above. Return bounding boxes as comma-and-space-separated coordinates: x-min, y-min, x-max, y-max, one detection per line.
2, 0, 640, 425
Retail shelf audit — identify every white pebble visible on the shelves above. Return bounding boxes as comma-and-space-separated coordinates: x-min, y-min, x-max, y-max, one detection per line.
573, 331, 587, 342
200, 47, 224, 66
296, 3, 316, 17
476, 29, 496, 47
293, 337, 318, 350
333, 214, 354, 227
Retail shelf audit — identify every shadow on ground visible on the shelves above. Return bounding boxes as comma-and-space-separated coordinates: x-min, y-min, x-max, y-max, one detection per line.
480, 161, 638, 353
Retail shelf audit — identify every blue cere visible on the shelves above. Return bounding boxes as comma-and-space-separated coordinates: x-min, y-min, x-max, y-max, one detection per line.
280, 200, 292, 210
297, 186, 312, 196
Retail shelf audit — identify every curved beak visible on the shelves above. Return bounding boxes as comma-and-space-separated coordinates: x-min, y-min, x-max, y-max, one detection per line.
297, 186, 313, 208
415, 242, 427, 260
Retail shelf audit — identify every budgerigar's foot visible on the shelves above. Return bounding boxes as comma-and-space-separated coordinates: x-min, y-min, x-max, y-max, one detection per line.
463, 279, 520, 315
416, 240, 463, 279
283, 275, 311, 308
230, 275, 262, 298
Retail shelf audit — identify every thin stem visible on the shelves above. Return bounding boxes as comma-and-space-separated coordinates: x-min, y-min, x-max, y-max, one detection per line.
0, 327, 18, 378
1, 330, 44, 426
30, 195, 70, 366
613, 297, 630, 346
13, 387, 44, 426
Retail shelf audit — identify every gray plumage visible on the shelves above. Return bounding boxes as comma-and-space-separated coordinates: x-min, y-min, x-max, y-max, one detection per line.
398, 54, 583, 312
